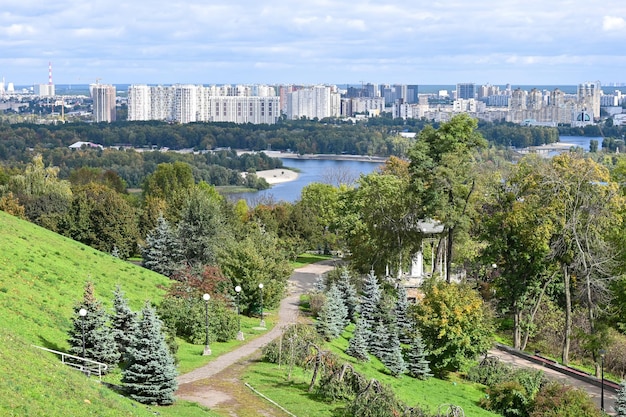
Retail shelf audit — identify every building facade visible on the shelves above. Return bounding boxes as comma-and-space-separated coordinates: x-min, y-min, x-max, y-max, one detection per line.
92, 84, 116, 123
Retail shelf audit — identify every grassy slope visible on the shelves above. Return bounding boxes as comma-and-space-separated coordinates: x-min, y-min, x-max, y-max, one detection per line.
0, 211, 215, 416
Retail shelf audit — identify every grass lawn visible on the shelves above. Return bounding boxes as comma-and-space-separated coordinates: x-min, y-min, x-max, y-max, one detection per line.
241, 324, 500, 417
291, 253, 334, 269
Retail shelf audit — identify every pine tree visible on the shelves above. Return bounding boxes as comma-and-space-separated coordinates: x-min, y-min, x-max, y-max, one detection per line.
123, 302, 178, 405
616, 379, 626, 417
382, 328, 406, 377
141, 214, 183, 277
346, 317, 370, 362
360, 270, 382, 344
395, 284, 412, 344
336, 267, 359, 323
112, 285, 138, 358
67, 282, 120, 370
316, 283, 348, 341
407, 333, 432, 380
368, 319, 389, 359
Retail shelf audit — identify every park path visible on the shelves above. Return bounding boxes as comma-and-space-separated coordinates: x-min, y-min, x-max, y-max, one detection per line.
176, 259, 338, 412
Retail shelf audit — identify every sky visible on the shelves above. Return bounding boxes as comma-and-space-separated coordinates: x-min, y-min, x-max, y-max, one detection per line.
1, 0, 626, 86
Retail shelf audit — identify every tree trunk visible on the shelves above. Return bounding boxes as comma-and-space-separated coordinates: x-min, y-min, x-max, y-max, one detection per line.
521, 275, 552, 351
446, 227, 453, 284
562, 266, 571, 365
585, 273, 600, 377
513, 305, 521, 350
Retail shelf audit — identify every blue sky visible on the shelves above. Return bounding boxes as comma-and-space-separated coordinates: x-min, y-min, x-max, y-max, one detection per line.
1, 0, 626, 86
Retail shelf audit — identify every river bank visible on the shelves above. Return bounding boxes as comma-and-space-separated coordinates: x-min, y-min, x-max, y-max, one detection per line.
238, 149, 388, 163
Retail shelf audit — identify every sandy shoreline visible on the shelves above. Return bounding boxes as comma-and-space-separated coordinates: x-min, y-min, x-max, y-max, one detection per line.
253, 169, 300, 185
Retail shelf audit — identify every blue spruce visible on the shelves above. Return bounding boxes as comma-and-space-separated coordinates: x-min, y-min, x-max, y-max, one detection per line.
316, 283, 348, 341
123, 302, 178, 405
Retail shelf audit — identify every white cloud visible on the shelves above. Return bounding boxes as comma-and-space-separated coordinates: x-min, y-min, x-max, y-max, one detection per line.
603, 16, 626, 31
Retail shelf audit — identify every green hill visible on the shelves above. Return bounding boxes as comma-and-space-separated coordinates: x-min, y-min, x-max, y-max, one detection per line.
0, 210, 190, 416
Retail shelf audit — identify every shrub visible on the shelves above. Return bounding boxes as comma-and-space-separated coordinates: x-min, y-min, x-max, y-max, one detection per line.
480, 380, 529, 417
529, 382, 602, 417
308, 292, 326, 317
466, 356, 511, 387
262, 323, 321, 366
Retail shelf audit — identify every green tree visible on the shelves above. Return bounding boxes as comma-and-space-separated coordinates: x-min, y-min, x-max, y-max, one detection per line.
395, 284, 412, 344
142, 161, 195, 221
65, 183, 139, 258
346, 317, 370, 362
141, 214, 184, 277
407, 333, 432, 380
68, 282, 120, 369
111, 285, 138, 357
408, 114, 487, 282
412, 280, 494, 375
335, 267, 359, 323
381, 328, 406, 377
616, 379, 626, 417
122, 302, 178, 405
316, 283, 349, 341
529, 382, 601, 417
359, 270, 382, 344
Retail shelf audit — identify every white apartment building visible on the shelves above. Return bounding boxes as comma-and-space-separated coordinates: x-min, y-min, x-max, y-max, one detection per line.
92, 84, 116, 123
127, 84, 280, 124
285, 85, 341, 120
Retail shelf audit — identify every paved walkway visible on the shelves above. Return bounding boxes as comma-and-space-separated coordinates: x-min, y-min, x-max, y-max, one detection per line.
488, 349, 618, 415
176, 259, 338, 394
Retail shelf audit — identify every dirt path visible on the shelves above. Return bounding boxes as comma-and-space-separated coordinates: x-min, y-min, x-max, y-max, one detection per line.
176, 259, 339, 415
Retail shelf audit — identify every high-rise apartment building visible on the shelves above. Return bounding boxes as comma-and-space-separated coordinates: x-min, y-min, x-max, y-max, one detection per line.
577, 81, 601, 120
285, 85, 341, 120
127, 84, 280, 124
456, 83, 475, 100
91, 84, 116, 123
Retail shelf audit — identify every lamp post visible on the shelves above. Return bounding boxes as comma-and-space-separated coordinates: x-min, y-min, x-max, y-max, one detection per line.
259, 283, 265, 328
78, 308, 87, 359
202, 293, 211, 356
235, 285, 244, 341
600, 349, 606, 411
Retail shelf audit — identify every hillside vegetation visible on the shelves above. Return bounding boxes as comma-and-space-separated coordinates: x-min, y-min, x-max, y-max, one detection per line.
0, 210, 196, 416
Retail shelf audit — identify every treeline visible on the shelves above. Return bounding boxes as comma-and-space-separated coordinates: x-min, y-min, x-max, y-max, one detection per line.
0, 118, 564, 162
0, 146, 278, 189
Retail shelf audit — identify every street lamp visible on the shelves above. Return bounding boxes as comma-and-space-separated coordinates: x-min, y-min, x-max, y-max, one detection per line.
78, 308, 87, 359
258, 283, 265, 328
599, 349, 606, 411
202, 293, 211, 356
235, 285, 244, 341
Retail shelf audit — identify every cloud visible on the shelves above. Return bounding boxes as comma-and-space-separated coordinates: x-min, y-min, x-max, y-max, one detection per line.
603, 16, 626, 31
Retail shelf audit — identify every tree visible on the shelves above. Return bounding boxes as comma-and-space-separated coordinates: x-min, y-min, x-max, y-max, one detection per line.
360, 270, 382, 343
407, 333, 432, 380
111, 285, 138, 357
616, 379, 626, 417
480, 156, 557, 350
412, 280, 493, 375
316, 283, 348, 341
381, 328, 406, 377
65, 183, 139, 259
122, 302, 178, 405
141, 214, 184, 277
335, 267, 359, 322
142, 161, 194, 221
346, 317, 370, 362
539, 153, 624, 366
408, 114, 487, 282
67, 282, 120, 369
529, 382, 601, 417
368, 319, 390, 359
395, 284, 412, 344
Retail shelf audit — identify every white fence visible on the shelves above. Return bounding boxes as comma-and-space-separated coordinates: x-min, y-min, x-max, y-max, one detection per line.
32, 345, 108, 380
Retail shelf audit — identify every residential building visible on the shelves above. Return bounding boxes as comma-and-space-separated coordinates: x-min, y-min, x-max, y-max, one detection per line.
92, 84, 116, 123
456, 83, 475, 99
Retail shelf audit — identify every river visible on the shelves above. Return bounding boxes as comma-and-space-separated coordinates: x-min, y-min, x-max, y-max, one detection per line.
228, 158, 383, 204
229, 135, 604, 204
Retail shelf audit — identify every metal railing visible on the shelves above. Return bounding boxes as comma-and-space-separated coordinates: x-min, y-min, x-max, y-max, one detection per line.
32, 345, 108, 380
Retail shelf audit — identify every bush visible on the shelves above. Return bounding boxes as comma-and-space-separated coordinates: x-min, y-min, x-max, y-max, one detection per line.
262, 323, 321, 366
466, 356, 511, 387
309, 292, 326, 318
529, 382, 602, 417
480, 380, 529, 417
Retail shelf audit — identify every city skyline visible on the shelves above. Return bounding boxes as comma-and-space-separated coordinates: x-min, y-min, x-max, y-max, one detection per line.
1, 1, 626, 86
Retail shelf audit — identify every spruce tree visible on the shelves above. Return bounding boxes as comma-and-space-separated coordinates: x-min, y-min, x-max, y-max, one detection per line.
123, 302, 178, 405
616, 379, 626, 417
316, 283, 348, 341
68, 282, 120, 370
395, 284, 412, 344
112, 285, 138, 358
336, 267, 359, 323
360, 270, 382, 343
382, 328, 406, 377
407, 333, 432, 380
141, 214, 183, 277
368, 319, 389, 359
346, 317, 370, 362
